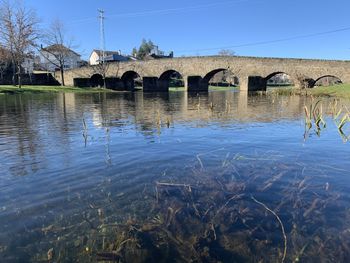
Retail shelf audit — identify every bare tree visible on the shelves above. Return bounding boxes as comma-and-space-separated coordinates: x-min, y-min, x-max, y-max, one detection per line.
40, 19, 77, 86
0, 46, 11, 81
218, 49, 236, 56
93, 60, 110, 88
0, 0, 39, 88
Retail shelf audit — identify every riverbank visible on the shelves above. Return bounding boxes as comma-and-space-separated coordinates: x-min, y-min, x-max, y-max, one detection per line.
1, 84, 349, 97
268, 84, 350, 98
0, 85, 238, 94
168, 86, 238, 92
0, 85, 117, 94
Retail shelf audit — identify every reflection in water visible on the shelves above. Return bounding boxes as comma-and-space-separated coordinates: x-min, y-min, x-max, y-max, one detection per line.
0, 91, 350, 262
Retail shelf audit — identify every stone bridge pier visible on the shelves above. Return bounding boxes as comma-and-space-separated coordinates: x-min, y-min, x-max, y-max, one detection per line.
182, 75, 267, 92
143, 77, 167, 92
142, 75, 211, 92
240, 76, 267, 92
143, 75, 263, 92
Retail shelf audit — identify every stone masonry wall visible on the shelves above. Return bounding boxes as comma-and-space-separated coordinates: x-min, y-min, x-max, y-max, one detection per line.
61, 56, 350, 91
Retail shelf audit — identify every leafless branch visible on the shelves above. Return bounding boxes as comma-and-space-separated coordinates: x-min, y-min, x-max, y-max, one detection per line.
0, 0, 39, 87
39, 18, 79, 86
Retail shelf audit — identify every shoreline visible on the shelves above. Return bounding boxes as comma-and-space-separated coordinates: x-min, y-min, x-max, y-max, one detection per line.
0, 85, 119, 94
1, 84, 349, 98
268, 84, 350, 98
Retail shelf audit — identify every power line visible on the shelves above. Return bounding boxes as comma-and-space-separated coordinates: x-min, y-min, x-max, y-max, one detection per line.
108, 0, 254, 18
66, 0, 258, 24
39, 3, 350, 58
175, 26, 350, 54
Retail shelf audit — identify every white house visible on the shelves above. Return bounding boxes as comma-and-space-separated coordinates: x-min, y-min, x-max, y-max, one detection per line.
21, 56, 35, 74
40, 44, 83, 72
89, 50, 130, 65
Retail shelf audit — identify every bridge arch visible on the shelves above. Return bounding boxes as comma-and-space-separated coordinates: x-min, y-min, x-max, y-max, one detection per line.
159, 70, 185, 90
203, 68, 227, 83
203, 68, 240, 89
90, 73, 104, 87
121, 71, 142, 90
264, 72, 294, 88
313, 75, 342, 88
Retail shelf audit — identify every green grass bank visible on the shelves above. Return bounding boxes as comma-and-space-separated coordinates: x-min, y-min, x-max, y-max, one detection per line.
168, 86, 238, 92
268, 84, 350, 98
0, 85, 117, 94
1, 84, 350, 98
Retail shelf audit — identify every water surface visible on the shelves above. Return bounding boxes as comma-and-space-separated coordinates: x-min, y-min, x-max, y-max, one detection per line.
0, 91, 350, 262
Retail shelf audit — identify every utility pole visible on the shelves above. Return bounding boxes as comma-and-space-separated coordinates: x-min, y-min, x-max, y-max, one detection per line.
98, 9, 106, 64
98, 9, 106, 88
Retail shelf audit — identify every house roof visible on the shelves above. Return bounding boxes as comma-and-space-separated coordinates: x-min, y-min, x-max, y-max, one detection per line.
97, 54, 131, 62
91, 49, 121, 58
144, 53, 173, 60
42, 44, 80, 57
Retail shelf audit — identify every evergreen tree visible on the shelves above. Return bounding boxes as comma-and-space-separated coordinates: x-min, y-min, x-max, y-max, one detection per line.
136, 39, 154, 59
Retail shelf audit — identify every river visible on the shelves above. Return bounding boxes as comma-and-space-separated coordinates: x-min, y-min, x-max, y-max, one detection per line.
0, 90, 349, 262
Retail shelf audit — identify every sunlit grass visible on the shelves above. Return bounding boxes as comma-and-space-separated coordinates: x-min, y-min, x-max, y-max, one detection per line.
168, 86, 239, 92
168, 86, 186, 92
209, 85, 239, 91
269, 84, 350, 98
0, 85, 116, 94
309, 84, 350, 98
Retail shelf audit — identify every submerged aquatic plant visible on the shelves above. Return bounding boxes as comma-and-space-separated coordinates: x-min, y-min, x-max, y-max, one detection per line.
8, 148, 349, 262
251, 195, 287, 263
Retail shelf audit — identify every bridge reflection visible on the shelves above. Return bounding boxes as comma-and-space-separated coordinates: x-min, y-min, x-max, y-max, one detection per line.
80, 91, 306, 132
0, 91, 330, 177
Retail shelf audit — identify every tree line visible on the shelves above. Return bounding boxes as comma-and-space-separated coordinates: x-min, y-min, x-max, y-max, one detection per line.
0, 0, 76, 87
0, 0, 237, 88
0, 0, 169, 88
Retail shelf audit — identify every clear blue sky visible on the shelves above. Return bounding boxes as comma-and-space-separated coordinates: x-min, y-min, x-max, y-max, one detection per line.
26, 0, 350, 60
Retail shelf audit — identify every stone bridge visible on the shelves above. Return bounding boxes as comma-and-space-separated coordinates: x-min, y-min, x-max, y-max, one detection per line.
62, 56, 350, 92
